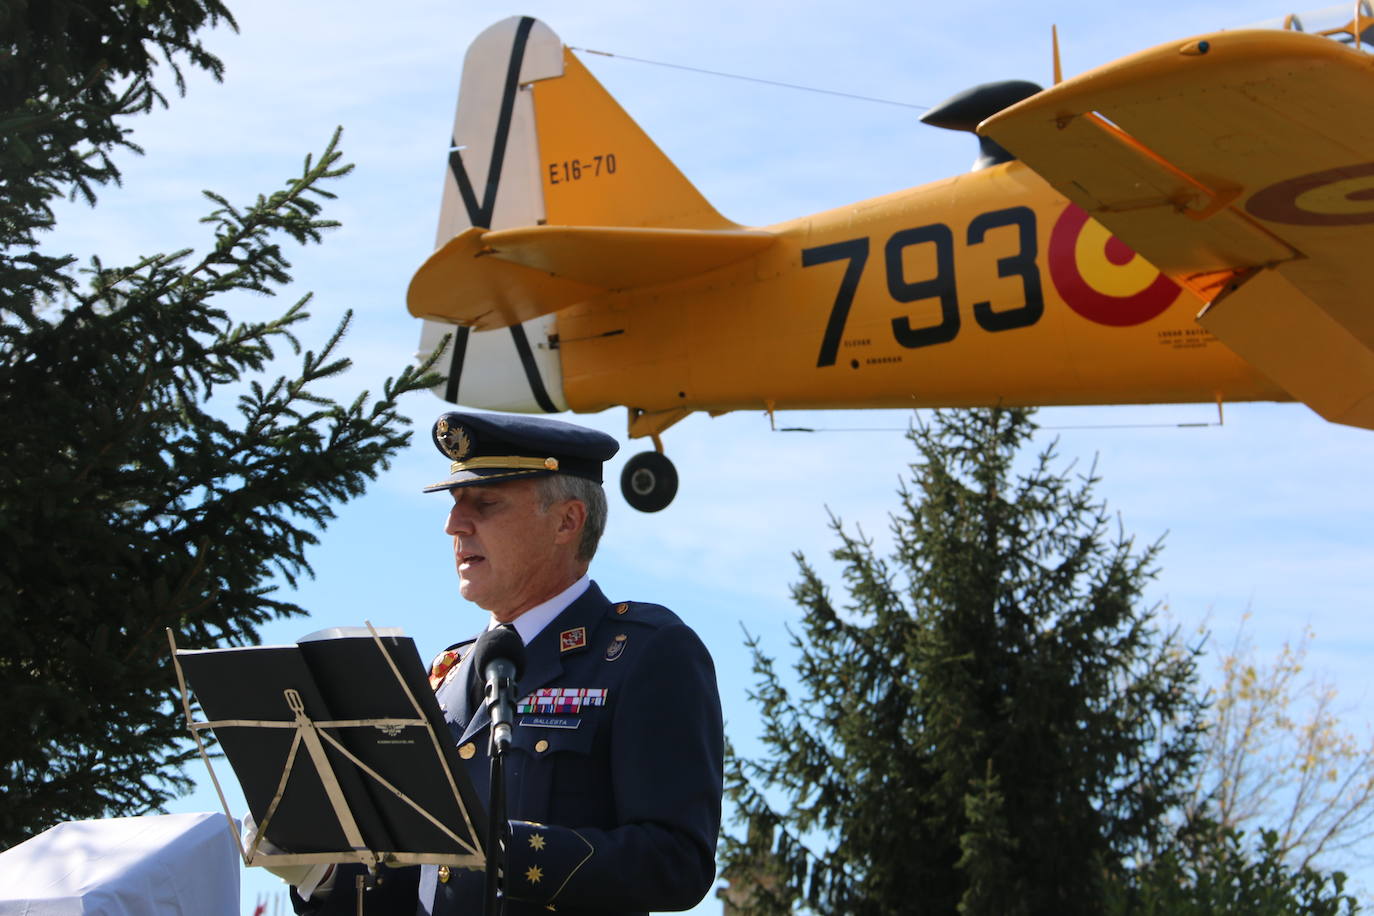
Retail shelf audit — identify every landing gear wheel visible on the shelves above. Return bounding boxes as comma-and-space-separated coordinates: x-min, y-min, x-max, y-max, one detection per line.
620, 451, 679, 512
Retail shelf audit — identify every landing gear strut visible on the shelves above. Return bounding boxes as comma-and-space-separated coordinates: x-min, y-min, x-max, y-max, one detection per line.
621, 410, 689, 512
620, 451, 678, 513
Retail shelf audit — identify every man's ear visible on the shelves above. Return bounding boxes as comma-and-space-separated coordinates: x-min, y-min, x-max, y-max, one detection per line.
554, 498, 587, 543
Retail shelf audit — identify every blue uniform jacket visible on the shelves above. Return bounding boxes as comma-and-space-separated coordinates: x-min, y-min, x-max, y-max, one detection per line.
298, 582, 724, 916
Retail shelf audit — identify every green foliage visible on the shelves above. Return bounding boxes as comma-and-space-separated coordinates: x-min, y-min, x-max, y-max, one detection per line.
1, 0, 235, 278
0, 2, 442, 846
722, 408, 1208, 915
1108, 824, 1359, 915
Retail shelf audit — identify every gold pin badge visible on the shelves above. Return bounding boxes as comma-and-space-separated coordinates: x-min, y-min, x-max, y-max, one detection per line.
459, 742, 476, 760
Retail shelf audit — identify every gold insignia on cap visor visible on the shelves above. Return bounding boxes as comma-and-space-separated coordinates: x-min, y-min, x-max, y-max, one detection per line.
436, 420, 472, 461
448, 456, 560, 474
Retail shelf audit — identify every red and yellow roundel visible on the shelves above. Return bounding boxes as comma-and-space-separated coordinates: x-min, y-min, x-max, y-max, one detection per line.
1246, 162, 1374, 226
1048, 203, 1181, 327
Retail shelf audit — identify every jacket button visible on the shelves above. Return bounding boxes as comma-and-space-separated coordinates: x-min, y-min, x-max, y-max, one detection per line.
438, 865, 451, 883
459, 742, 476, 759
535, 739, 549, 753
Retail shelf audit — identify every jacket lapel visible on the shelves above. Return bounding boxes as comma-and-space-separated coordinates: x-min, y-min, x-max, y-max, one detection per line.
457, 582, 610, 744
439, 649, 479, 740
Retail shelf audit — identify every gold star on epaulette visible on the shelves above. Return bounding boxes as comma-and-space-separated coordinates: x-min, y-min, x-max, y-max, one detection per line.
525, 865, 543, 884
529, 833, 546, 851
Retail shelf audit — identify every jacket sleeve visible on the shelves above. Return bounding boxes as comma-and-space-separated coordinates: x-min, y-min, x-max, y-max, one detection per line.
289, 863, 420, 916
502, 622, 724, 912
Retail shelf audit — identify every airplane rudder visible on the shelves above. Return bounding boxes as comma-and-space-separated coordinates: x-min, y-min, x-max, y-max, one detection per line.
422, 20, 572, 416
440, 17, 564, 240
420, 316, 567, 414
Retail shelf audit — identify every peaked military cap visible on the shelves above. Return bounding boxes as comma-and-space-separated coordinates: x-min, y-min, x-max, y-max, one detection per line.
423, 412, 620, 493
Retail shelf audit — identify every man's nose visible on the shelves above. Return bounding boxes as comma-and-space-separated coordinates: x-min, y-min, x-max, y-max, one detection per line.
445, 501, 470, 536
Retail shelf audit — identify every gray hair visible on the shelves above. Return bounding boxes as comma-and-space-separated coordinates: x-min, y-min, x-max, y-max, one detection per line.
536, 473, 608, 561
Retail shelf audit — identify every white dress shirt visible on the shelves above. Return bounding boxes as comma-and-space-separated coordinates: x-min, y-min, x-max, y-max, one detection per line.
493, 574, 590, 644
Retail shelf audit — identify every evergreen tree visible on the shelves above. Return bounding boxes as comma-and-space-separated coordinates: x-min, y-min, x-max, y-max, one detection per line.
722, 408, 1207, 915
1, 0, 237, 284
0, 2, 441, 845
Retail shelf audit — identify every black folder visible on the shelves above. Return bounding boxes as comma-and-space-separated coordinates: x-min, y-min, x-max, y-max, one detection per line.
175, 630, 485, 870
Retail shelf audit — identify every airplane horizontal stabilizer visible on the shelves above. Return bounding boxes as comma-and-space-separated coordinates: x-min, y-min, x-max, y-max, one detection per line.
483, 225, 774, 288
408, 225, 776, 330
408, 227, 601, 331
981, 27, 1374, 429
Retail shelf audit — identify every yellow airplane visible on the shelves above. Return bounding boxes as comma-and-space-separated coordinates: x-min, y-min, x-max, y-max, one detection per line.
407, 12, 1373, 511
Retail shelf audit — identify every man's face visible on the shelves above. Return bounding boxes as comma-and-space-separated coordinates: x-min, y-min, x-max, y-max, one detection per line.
444, 478, 582, 621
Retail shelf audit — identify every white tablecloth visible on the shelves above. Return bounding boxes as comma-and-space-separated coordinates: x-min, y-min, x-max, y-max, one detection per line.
0, 813, 240, 915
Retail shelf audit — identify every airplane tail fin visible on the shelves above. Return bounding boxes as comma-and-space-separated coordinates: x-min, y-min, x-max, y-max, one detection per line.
420, 16, 737, 413
438, 17, 733, 238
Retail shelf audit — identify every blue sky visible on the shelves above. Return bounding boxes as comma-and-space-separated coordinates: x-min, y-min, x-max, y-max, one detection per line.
43, 0, 1374, 910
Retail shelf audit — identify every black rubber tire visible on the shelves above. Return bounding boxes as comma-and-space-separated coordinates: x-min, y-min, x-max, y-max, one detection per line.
619, 451, 679, 512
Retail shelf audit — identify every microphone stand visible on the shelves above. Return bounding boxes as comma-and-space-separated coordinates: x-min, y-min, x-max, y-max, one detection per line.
484, 749, 506, 916
483, 675, 515, 916
473, 624, 524, 916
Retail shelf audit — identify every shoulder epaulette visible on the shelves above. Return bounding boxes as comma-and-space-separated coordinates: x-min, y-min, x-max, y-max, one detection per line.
606, 600, 680, 629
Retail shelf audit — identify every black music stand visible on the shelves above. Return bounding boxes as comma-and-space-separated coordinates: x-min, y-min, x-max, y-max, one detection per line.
168, 625, 486, 910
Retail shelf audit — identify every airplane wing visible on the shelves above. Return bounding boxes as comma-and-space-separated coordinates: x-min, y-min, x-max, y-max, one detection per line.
407, 225, 775, 330
981, 27, 1374, 429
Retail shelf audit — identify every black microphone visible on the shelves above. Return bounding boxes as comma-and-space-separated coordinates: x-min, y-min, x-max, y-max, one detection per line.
472, 625, 526, 753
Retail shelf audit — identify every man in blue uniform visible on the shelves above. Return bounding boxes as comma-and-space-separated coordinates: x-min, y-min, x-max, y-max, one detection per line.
292, 412, 724, 915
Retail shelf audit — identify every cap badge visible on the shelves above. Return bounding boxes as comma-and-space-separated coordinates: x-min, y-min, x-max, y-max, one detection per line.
435, 419, 472, 461
605, 633, 628, 662
559, 627, 587, 653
